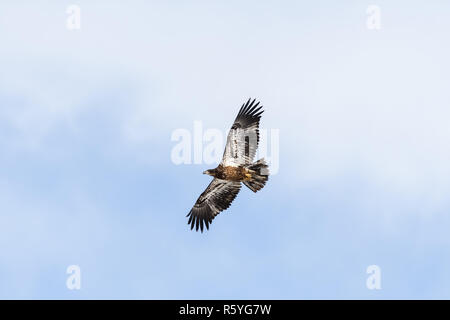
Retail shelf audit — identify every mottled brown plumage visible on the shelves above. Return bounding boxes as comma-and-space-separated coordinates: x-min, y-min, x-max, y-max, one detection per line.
206, 165, 252, 182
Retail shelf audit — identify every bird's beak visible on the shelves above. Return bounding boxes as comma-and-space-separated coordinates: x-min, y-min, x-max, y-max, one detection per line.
203, 171, 207, 175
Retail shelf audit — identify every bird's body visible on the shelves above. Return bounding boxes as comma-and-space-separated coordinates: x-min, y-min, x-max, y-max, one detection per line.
187, 98, 270, 232
205, 165, 252, 182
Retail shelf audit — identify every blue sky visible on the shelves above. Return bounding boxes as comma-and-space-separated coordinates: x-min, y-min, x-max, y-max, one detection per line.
1, 1, 450, 299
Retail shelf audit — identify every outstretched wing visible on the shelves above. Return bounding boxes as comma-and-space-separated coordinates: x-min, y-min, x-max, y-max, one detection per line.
187, 179, 241, 232
221, 98, 264, 167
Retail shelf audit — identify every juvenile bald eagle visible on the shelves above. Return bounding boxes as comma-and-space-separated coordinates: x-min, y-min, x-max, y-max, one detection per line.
187, 98, 269, 232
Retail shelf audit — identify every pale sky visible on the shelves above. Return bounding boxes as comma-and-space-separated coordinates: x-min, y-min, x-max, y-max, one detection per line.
0, 1, 450, 299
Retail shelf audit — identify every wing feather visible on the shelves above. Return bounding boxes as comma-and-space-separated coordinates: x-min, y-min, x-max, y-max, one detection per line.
187, 179, 241, 232
222, 98, 264, 167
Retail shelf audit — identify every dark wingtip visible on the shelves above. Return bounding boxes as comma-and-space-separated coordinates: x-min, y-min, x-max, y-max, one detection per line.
238, 97, 252, 116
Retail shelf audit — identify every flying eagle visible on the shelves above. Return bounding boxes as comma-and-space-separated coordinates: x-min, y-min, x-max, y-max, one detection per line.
187, 98, 269, 232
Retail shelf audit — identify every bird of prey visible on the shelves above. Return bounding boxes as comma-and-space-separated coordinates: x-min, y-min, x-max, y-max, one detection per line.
187, 98, 269, 232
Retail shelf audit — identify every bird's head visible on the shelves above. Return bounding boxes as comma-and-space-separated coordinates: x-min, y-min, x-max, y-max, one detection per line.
203, 169, 215, 176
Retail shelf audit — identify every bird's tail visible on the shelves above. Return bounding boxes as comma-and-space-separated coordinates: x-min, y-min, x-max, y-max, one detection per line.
243, 159, 269, 192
